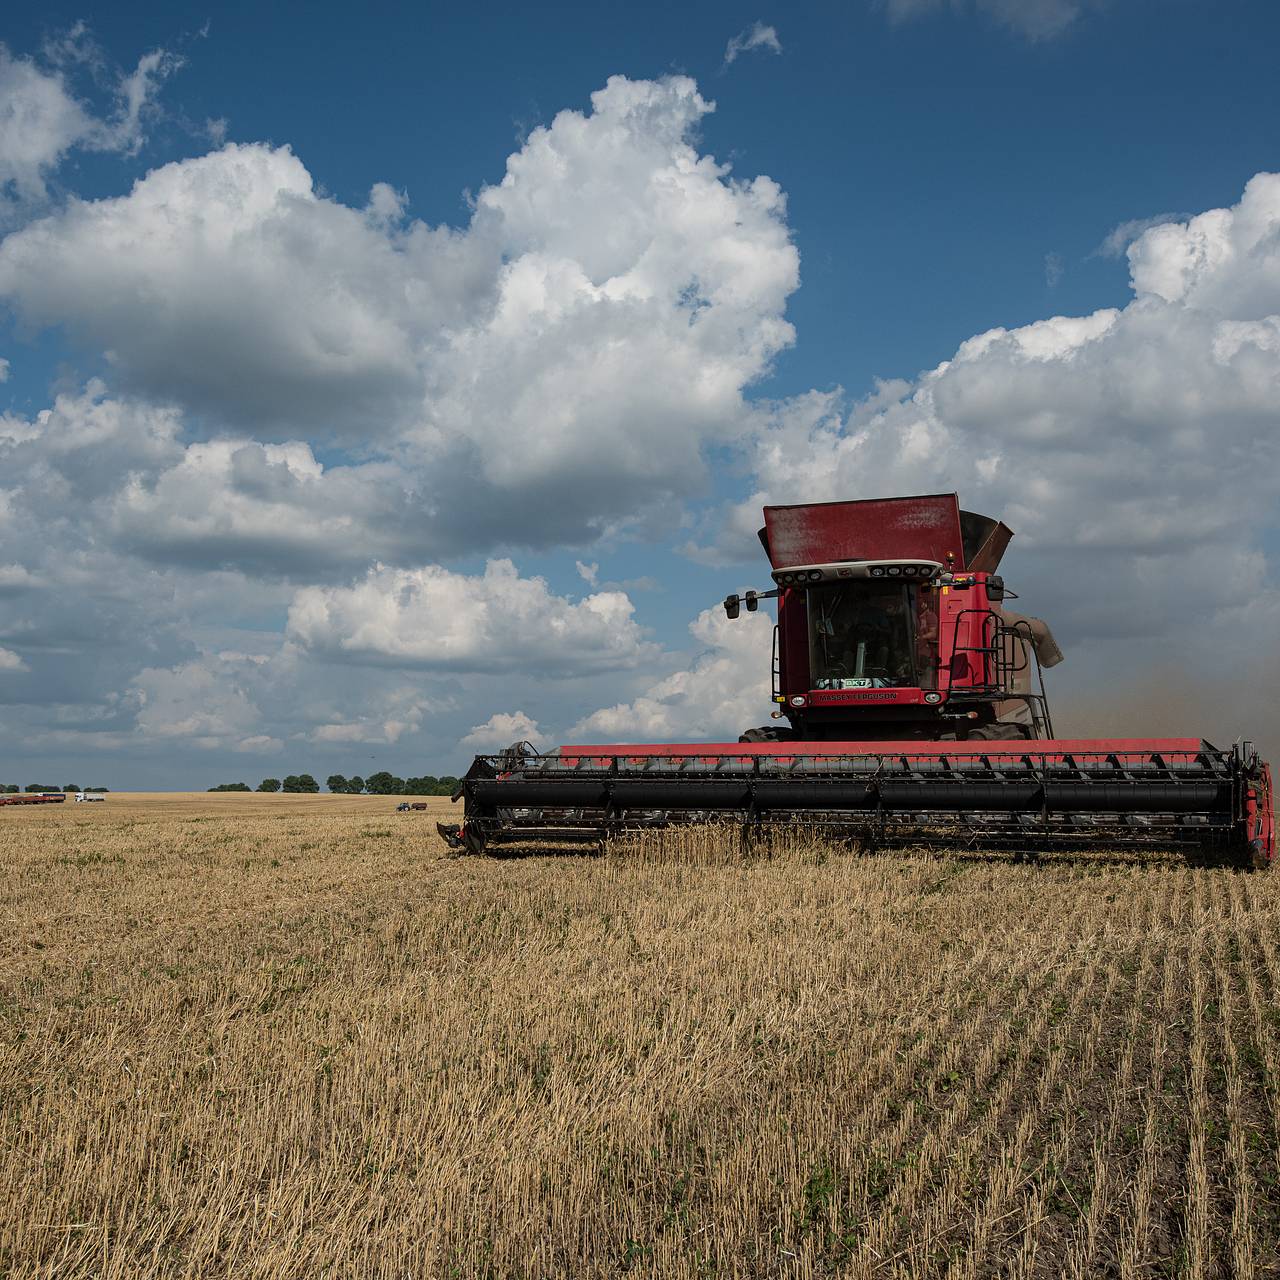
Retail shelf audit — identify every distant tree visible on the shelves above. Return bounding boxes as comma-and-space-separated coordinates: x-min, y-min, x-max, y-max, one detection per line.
326, 774, 347, 793
62, 784, 81, 793
297, 773, 320, 793
257, 778, 281, 793
364, 771, 405, 795
208, 782, 251, 792
401, 774, 461, 796
281, 775, 302, 792
1, 784, 18, 794
85, 787, 109, 793
345, 775, 365, 794
25, 783, 58, 793
403, 775, 443, 795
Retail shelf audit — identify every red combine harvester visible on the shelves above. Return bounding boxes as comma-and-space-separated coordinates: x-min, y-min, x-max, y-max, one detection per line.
439, 494, 1274, 866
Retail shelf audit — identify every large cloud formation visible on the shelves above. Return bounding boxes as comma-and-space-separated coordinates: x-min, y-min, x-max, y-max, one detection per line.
0, 72, 800, 777
579, 175, 1280, 742
3, 56, 1280, 773
0, 76, 798, 556
697, 174, 1280, 647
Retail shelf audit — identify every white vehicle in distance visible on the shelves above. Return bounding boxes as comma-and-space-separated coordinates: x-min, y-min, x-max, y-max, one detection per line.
74, 792, 106, 802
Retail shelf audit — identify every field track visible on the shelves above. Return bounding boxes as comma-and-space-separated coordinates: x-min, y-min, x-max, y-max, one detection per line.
3, 794, 1280, 1278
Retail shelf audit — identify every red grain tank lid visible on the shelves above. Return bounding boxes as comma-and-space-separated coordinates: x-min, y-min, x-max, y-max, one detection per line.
761, 492, 968, 570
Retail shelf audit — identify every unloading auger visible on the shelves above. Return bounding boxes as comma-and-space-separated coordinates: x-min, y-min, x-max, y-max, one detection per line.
439, 493, 1274, 867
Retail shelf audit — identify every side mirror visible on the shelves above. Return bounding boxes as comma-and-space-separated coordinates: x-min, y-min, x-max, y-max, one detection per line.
724, 594, 741, 620
745, 590, 758, 612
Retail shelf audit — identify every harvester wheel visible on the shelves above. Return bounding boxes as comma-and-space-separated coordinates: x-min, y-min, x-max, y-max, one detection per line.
966, 723, 1030, 742
437, 821, 488, 856
738, 726, 792, 744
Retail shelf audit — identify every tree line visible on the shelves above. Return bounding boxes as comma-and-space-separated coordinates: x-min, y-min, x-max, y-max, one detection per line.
208, 771, 460, 795
2, 784, 109, 793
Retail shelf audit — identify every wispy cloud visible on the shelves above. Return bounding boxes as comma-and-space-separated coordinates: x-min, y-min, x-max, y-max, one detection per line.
1044, 251, 1063, 288
1093, 212, 1190, 259
0, 647, 30, 673
883, 0, 1095, 42
723, 22, 782, 68
0, 26, 181, 212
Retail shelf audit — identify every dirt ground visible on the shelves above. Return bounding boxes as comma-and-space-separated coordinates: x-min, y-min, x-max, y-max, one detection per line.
2, 795, 1279, 1278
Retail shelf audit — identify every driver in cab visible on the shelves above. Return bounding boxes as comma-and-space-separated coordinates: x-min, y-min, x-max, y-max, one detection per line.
843, 591, 912, 682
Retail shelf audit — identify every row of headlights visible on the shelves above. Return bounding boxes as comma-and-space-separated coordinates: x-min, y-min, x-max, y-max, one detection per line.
774, 569, 826, 586
773, 563, 944, 586
869, 564, 940, 579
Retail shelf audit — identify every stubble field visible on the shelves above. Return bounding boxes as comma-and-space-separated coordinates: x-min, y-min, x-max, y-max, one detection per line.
2, 793, 1280, 1278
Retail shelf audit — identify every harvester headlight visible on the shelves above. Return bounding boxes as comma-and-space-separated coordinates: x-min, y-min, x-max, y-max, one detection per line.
924, 692, 942, 704
903, 565, 917, 576
808, 569, 823, 582
887, 566, 901, 576
870, 566, 884, 578
789, 695, 806, 707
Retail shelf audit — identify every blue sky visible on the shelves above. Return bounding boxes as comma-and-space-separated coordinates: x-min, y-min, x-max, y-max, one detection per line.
9, 0, 1279, 402
2, 0, 1280, 787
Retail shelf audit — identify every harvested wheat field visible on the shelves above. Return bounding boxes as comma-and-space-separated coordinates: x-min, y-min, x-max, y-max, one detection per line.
2, 795, 1280, 1279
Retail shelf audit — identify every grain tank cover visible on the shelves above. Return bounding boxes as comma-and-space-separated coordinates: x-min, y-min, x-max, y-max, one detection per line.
762, 493, 980, 570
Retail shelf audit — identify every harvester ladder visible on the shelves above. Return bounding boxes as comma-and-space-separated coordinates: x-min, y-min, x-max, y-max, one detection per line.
949, 609, 1055, 738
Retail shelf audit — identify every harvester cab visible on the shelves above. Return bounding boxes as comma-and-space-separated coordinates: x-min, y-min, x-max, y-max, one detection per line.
438, 491, 1274, 868
724, 493, 1062, 743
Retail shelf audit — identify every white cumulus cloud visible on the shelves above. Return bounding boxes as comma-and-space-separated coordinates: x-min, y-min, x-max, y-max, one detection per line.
699, 173, 1280, 652
287, 559, 658, 674
308, 690, 434, 745
131, 654, 263, 748
460, 710, 546, 751
0, 76, 798, 552
569, 606, 775, 742
0, 34, 179, 211
0, 645, 29, 672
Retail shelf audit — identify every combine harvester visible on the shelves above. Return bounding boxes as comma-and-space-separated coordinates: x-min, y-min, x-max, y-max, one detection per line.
439, 494, 1273, 867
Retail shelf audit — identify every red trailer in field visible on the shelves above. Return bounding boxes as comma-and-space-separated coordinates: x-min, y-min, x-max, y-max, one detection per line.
440, 493, 1273, 867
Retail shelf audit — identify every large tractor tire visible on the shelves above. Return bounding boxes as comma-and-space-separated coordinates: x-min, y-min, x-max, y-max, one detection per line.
966, 723, 1031, 742
738, 725, 792, 744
